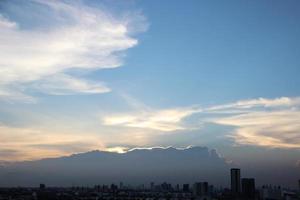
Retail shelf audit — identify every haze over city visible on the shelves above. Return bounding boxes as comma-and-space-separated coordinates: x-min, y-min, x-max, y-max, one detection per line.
0, 0, 300, 193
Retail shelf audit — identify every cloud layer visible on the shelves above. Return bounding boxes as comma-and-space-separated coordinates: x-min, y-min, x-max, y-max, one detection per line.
214, 110, 300, 148
1, 96, 299, 161
207, 97, 300, 148
103, 96, 300, 149
0, 0, 143, 101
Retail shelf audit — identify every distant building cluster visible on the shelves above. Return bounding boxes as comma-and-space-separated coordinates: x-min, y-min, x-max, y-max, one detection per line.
0, 168, 299, 200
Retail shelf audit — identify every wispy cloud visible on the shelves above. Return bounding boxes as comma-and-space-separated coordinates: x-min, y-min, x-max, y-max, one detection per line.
207, 97, 300, 149
0, 0, 145, 101
103, 107, 201, 132
213, 110, 300, 148
102, 96, 300, 149
207, 97, 300, 111
32, 74, 110, 95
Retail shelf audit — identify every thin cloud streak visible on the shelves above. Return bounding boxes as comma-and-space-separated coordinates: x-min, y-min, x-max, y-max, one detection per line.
32, 74, 110, 95
206, 97, 300, 111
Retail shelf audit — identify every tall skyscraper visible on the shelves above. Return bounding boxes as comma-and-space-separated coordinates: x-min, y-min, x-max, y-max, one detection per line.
242, 178, 255, 198
231, 168, 241, 195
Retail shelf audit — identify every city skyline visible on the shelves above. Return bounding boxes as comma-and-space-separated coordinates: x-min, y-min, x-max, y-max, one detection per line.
0, 167, 299, 200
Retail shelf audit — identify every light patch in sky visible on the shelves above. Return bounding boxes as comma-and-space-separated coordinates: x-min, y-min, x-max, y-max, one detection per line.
106, 146, 129, 154
0, 124, 104, 161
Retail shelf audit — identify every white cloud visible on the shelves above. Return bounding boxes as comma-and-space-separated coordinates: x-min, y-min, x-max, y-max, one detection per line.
103, 107, 201, 132
102, 96, 300, 149
208, 97, 300, 149
0, 0, 144, 101
214, 110, 300, 148
102, 94, 202, 132
0, 15, 17, 28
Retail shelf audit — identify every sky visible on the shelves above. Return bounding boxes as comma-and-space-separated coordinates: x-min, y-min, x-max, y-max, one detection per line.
0, 0, 300, 172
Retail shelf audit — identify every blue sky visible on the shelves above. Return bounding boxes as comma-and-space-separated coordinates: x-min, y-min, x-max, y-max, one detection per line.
0, 0, 300, 172
126, 0, 300, 104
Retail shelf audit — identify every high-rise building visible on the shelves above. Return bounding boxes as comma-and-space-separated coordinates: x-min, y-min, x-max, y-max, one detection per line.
242, 178, 255, 198
161, 182, 172, 191
39, 184, 46, 190
150, 182, 155, 191
110, 184, 117, 190
298, 179, 300, 192
193, 182, 208, 197
183, 184, 190, 192
231, 168, 241, 195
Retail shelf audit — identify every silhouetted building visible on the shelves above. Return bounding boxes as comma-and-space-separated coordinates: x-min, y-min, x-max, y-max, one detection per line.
39, 184, 46, 190
183, 184, 190, 192
242, 178, 255, 199
110, 184, 118, 191
161, 182, 172, 191
193, 182, 208, 197
298, 179, 300, 192
231, 168, 241, 195
260, 185, 282, 200
150, 182, 154, 190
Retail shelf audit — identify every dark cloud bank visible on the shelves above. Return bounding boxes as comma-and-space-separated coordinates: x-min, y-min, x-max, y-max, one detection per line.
0, 146, 299, 188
